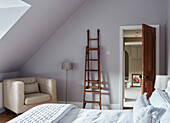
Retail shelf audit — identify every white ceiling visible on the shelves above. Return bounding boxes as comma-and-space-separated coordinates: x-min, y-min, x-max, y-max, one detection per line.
0, 0, 29, 8
124, 30, 142, 37
0, 0, 31, 39
0, 0, 86, 73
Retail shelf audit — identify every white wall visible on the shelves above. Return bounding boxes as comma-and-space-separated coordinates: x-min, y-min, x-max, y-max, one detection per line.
166, 0, 170, 74
0, 83, 3, 109
20, 0, 166, 106
0, 71, 19, 81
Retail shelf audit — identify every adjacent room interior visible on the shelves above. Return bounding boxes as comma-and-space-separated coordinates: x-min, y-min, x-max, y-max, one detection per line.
123, 30, 142, 108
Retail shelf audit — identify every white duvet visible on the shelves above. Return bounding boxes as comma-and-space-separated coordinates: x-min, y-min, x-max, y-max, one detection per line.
8, 104, 133, 123
59, 109, 133, 123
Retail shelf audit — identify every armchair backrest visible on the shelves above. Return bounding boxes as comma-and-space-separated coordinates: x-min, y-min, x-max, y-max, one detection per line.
4, 77, 37, 84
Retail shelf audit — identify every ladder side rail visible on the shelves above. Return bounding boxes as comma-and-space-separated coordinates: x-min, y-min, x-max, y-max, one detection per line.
87, 30, 90, 47
98, 47, 101, 110
83, 46, 88, 108
98, 29, 101, 109
87, 30, 90, 87
87, 51, 90, 87
97, 29, 100, 47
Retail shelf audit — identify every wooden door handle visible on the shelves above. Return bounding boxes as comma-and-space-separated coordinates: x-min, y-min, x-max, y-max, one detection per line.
144, 75, 149, 79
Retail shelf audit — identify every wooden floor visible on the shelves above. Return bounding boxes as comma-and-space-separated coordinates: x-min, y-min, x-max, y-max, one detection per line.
0, 111, 16, 123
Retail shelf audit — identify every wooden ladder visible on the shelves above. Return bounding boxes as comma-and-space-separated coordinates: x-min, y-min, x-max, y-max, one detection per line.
83, 29, 101, 110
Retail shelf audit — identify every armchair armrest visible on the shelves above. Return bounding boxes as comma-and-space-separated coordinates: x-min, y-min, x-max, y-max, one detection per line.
37, 77, 57, 103
3, 80, 24, 113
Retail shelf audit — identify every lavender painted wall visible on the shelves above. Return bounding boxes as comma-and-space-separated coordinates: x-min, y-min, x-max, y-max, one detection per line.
0, 0, 86, 73
20, 0, 166, 106
0, 71, 19, 82
166, 0, 170, 74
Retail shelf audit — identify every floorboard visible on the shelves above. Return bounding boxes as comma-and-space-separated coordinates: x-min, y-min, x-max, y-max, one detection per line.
0, 111, 16, 123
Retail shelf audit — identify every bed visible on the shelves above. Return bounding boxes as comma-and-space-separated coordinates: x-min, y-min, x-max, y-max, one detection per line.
7, 104, 133, 123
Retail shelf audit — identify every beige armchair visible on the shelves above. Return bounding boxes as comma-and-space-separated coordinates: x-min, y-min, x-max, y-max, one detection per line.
3, 77, 57, 114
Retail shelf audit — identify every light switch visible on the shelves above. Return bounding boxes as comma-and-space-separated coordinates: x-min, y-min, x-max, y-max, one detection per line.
107, 51, 111, 55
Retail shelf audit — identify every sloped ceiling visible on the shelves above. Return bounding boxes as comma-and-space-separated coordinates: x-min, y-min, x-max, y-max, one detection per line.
0, 0, 86, 73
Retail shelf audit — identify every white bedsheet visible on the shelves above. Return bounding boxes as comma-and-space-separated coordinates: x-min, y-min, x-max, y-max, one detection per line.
59, 109, 133, 123
8, 104, 133, 123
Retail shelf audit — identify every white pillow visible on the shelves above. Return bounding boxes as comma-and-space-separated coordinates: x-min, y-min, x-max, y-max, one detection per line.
167, 80, 170, 87
133, 92, 165, 123
24, 82, 40, 94
165, 80, 170, 96
149, 89, 170, 122
160, 107, 170, 123
165, 87, 170, 96
149, 89, 170, 109
133, 93, 149, 123
138, 110, 158, 123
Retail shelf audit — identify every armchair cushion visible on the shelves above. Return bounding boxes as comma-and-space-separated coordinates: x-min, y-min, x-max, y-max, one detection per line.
25, 93, 50, 105
24, 82, 40, 94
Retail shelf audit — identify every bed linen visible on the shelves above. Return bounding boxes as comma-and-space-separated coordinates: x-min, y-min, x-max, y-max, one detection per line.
7, 104, 76, 123
8, 104, 133, 123
59, 109, 133, 123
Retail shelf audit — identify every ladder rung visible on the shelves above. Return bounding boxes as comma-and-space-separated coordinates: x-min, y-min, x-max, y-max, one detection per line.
86, 70, 98, 72
85, 80, 99, 82
84, 101, 100, 104
87, 48, 99, 50
86, 86, 99, 89
89, 38, 98, 41
85, 90, 100, 93
86, 59, 98, 61
86, 86, 102, 89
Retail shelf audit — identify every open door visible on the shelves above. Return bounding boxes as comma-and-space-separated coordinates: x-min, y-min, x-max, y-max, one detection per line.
142, 24, 156, 98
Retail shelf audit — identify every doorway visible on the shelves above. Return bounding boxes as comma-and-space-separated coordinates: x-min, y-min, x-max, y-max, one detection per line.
119, 25, 160, 109
124, 30, 142, 108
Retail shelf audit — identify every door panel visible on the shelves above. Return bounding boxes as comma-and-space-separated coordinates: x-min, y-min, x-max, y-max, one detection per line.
142, 24, 156, 98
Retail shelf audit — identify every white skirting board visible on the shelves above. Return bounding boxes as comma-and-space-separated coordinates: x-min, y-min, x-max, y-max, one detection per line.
57, 101, 120, 110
